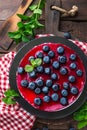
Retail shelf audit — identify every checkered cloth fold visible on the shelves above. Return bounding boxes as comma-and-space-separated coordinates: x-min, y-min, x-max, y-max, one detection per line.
0, 34, 87, 130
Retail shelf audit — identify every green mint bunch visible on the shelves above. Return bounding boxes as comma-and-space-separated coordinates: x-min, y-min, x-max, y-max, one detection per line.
2, 89, 19, 105
8, 0, 45, 44
73, 102, 87, 129
25, 58, 42, 72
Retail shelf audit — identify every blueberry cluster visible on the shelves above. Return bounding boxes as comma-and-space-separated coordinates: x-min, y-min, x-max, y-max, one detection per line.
18, 44, 83, 107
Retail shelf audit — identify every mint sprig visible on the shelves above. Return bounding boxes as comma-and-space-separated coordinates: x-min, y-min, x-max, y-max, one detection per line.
8, 0, 45, 44
73, 101, 87, 129
24, 58, 42, 72
2, 89, 19, 105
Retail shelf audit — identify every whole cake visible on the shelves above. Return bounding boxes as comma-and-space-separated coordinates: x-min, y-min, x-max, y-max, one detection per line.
16, 43, 85, 112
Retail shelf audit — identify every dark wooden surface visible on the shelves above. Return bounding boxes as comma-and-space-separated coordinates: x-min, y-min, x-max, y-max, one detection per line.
0, 0, 87, 129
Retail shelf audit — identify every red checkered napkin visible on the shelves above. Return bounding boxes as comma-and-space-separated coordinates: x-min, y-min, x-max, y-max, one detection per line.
0, 34, 87, 130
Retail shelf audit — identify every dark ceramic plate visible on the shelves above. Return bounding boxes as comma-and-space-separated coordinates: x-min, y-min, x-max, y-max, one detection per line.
9, 36, 87, 119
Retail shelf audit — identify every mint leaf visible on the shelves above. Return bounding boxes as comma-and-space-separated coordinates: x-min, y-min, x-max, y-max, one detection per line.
39, 0, 45, 9
35, 58, 42, 66
4, 89, 19, 97
34, 9, 42, 14
78, 121, 87, 129
17, 14, 30, 20
30, 59, 37, 67
22, 35, 30, 42
17, 22, 24, 28
36, 20, 44, 27
29, 5, 37, 11
73, 111, 85, 121
8, 31, 18, 38
24, 65, 34, 72
14, 33, 21, 39
2, 97, 16, 105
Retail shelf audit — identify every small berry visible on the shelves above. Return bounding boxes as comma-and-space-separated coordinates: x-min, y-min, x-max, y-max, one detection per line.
60, 67, 68, 75
42, 126, 49, 130
70, 63, 77, 69
36, 79, 44, 87
51, 73, 58, 80
68, 75, 76, 83
52, 84, 59, 92
70, 86, 79, 95
57, 46, 64, 54
44, 67, 51, 75
43, 96, 50, 103
64, 32, 71, 39
43, 45, 50, 52
18, 67, 24, 74
70, 54, 76, 61
46, 79, 52, 87
37, 66, 44, 73
29, 71, 36, 78
60, 97, 68, 106
48, 50, 55, 58
34, 98, 42, 106
28, 82, 36, 90
52, 61, 60, 69
21, 80, 28, 87
28, 56, 34, 61
58, 56, 67, 64
36, 51, 43, 58
63, 82, 70, 89
51, 93, 59, 102
69, 127, 75, 130
42, 86, 49, 94
35, 87, 41, 94
61, 89, 68, 97
43, 56, 50, 64
76, 69, 83, 76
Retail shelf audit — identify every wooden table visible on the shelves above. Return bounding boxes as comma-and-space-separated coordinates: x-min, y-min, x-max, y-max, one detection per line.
0, 0, 87, 129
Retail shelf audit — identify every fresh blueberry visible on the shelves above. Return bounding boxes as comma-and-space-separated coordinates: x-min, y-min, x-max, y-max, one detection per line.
42, 126, 49, 130
18, 67, 24, 74
36, 79, 44, 87
43, 96, 50, 103
52, 61, 60, 69
57, 46, 64, 54
70, 86, 79, 95
51, 73, 58, 80
36, 66, 44, 73
58, 56, 67, 64
29, 71, 36, 78
42, 86, 49, 94
44, 67, 51, 75
63, 82, 70, 89
69, 127, 75, 130
76, 69, 83, 76
68, 75, 76, 83
52, 84, 59, 92
70, 54, 76, 61
43, 56, 50, 64
46, 79, 52, 87
36, 51, 43, 58
64, 32, 71, 39
21, 80, 28, 87
70, 63, 77, 69
48, 50, 55, 58
60, 67, 68, 75
34, 98, 42, 106
28, 56, 34, 61
43, 45, 50, 52
28, 82, 36, 90
51, 93, 59, 102
35, 87, 41, 94
61, 89, 68, 97
60, 97, 68, 106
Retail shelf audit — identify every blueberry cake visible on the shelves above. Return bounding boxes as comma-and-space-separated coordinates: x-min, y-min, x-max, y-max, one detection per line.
16, 43, 85, 111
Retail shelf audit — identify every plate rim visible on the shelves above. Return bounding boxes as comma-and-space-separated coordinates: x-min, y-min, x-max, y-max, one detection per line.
9, 36, 87, 119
